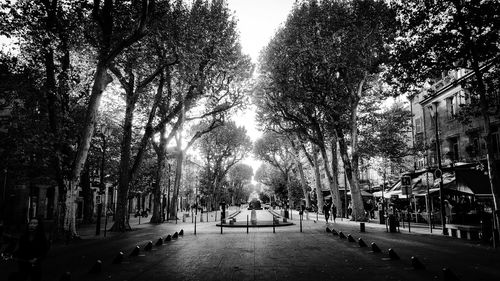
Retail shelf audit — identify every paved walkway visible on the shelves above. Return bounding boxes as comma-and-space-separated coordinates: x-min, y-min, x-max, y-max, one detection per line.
1, 209, 498, 281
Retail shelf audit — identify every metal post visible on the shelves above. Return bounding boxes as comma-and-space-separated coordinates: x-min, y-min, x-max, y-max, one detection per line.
426, 170, 432, 233
194, 215, 197, 235
273, 216, 275, 233
104, 213, 108, 237
344, 168, 348, 219
246, 215, 249, 234
406, 188, 411, 233
215, 210, 217, 222
300, 214, 302, 232
220, 217, 223, 234
432, 102, 447, 235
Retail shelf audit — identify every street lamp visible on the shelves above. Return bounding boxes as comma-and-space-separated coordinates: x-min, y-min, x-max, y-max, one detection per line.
428, 102, 447, 235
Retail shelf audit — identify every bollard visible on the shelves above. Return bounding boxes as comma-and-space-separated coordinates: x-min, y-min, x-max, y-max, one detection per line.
360, 222, 365, 233
179, 229, 184, 236
59, 271, 71, 281
388, 248, 400, 260
338, 231, 346, 239
247, 215, 249, 234
273, 216, 275, 233
130, 245, 140, 256
300, 214, 303, 232
326, 227, 331, 233
144, 241, 153, 251
316, 211, 318, 222
89, 260, 102, 274
358, 238, 367, 247
113, 252, 124, 264
371, 242, 381, 253
165, 234, 172, 241
221, 218, 223, 234
443, 268, 460, 281
411, 256, 425, 270
173, 232, 179, 239
194, 215, 197, 235
155, 237, 163, 246
215, 210, 217, 222
347, 234, 355, 242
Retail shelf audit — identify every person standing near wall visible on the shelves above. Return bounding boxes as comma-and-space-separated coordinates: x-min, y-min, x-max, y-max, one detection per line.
11, 217, 49, 281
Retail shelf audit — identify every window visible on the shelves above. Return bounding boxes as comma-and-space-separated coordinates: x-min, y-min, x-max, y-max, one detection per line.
457, 90, 469, 106
448, 137, 460, 161
414, 117, 422, 133
493, 132, 500, 156
446, 96, 456, 119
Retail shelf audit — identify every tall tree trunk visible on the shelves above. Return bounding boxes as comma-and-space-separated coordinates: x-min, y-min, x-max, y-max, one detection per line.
469, 55, 499, 230
64, 64, 112, 236
151, 124, 167, 223
291, 140, 310, 208
318, 142, 341, 214
330, 139, 341, 217
169, 140, 184, 219
110, 89, 137, 231
453, 0, 499, 230
347, 78, 367, 221
312, 146, 324, 213
81, 163, 94, 224
337, 128, 365, 221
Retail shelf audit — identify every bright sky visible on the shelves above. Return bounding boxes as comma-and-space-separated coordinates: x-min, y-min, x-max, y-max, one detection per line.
227, 0, 296, 63
227, 0, 296, 179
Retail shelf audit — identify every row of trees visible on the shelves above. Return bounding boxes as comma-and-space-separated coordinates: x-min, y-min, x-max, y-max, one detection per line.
0, 0, 254, 237
253, 0, 499, 221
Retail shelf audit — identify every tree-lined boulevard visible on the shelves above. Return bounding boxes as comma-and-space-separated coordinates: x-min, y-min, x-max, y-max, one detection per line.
1, 0, 499, 280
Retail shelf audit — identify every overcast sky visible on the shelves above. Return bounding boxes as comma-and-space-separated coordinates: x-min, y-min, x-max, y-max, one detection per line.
227, 0, 296, 63
227, 0, 296, 176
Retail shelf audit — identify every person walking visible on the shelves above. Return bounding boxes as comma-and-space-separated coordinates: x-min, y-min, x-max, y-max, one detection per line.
11, 217, 50, 281
331, 203, 337, 223
323, 202, 330, 223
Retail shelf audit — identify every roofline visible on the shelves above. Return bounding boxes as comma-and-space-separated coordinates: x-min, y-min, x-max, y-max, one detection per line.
419, 57, 499, 106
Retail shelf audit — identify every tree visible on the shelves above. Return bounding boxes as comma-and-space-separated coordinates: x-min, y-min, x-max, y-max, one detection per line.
227, 163, 253, 205
256, 0, 396, 221
198, 121, 252, 211
253, 132, 295, 207
390, 0, 500, 227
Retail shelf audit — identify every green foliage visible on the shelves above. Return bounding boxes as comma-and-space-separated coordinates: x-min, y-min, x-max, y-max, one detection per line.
359, 102, 412, 163
389, 0, 500, 92
198, 121, 252, 199
253, 132, 294, 174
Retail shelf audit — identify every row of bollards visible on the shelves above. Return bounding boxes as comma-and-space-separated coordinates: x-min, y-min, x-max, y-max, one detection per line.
325, 226, 461, 281
59, 229, 185, 280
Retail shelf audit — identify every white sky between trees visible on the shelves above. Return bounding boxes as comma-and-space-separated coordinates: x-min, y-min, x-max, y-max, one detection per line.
228, 0, 296, 181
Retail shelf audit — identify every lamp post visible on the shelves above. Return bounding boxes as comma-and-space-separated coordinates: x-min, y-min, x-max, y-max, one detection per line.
428, 102, 447, 235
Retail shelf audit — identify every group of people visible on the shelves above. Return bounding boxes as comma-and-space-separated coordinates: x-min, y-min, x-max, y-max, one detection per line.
322, 201, 337, 223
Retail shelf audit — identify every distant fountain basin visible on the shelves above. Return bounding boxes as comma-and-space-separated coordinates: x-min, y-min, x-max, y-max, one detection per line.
216, 209, 294, 228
